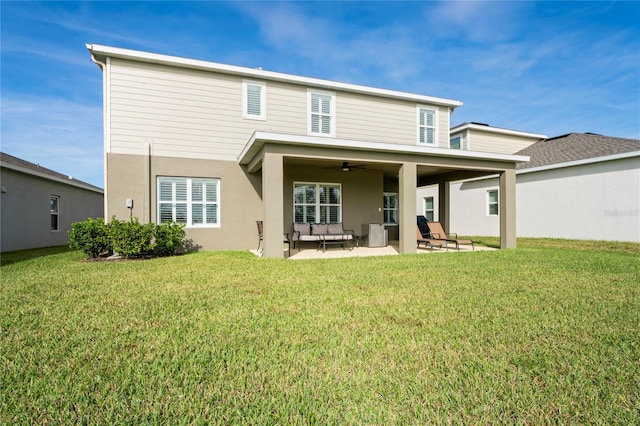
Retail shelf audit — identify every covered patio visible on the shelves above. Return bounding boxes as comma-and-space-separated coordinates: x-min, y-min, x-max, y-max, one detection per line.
240, 132, 528, 259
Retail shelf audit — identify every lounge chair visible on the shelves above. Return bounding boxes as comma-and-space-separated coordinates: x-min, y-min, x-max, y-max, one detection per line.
256, 221, 291, 256
416, 226, 448, 251
426, 221, 474, 251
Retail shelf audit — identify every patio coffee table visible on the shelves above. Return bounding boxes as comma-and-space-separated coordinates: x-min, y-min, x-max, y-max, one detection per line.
319, 234, 353, 252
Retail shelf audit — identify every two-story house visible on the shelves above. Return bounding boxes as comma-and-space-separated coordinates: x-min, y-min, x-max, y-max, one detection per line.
86, 44, 527, 258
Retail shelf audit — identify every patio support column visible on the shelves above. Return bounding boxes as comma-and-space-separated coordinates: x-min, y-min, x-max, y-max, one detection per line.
499, 168, 517, 249
438, 180, 450, 232
262, 152, 285, 258
399, 161, 417, 254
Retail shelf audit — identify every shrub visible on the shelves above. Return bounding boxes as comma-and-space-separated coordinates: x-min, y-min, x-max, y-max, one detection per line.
109, 217, 156, 258
68, 218, 112, 258
154, 222, 186, 257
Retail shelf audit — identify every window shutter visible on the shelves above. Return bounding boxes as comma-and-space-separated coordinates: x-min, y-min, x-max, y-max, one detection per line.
310, 93, 333, 136
247, 84, 262, 116
419, 108, 436, 145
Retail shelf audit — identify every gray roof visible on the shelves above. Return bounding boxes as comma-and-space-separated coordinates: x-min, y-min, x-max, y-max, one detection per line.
516, 133, 640, 170
0, 152, 103, 192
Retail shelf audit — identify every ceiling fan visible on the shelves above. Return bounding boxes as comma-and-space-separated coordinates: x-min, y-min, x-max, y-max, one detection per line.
326, 161, 367, 172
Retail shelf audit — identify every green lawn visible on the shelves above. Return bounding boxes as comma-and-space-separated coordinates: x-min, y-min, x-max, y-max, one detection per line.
1, 240, 639, 424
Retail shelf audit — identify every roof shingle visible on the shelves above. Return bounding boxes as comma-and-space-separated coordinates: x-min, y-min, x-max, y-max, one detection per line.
516, 133, 640, 170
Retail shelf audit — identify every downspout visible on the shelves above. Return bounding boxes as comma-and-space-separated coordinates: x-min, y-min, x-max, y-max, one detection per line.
87, 46, 109, 223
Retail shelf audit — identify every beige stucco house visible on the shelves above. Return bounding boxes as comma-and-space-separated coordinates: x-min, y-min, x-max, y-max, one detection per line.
86, 44, 528, 258
0, 152, 104, 252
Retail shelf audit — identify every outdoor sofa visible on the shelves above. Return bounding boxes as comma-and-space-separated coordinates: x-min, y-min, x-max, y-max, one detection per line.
292, 223, 355, 252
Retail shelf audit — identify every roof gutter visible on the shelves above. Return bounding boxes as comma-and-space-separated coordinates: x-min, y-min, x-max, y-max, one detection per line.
86, 43, 106, 70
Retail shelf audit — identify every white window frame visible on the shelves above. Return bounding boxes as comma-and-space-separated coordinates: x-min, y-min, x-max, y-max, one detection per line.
424, 196, 435, 222
383, 192, 398, 226
416, 106, 438, 146
308, 90, 336, 137
243, 80, 266, 120
50, 195, 60, 231
487, 189, 499, 216
157, 177, 221, 228
293, 182, 342, 223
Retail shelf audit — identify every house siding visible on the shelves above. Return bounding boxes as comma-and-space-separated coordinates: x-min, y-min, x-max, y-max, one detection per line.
468, 130, 539, 154
107, 58, 452, 161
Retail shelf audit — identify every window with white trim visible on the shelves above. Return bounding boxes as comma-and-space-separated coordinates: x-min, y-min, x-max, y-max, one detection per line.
294, 182, 341, 223
383, 193, 398, 225
158, 177, 220, 227
424, 196, 435, 222
308, 91, 335, 137
50, 195, 59, 231
487, 190, 499, 216
243, 80, 266, 120
417, 106, 437, 145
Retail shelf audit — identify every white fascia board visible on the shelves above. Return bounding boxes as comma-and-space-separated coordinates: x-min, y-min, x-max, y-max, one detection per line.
450, 123, 547, 140
1, 162, 104, 194
238, 132, 529, 165
517, 151, 640, 175
85, 44, 463, 109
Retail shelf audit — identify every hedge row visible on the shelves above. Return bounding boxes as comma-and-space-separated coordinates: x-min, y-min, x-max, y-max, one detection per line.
68, 217, 186, 258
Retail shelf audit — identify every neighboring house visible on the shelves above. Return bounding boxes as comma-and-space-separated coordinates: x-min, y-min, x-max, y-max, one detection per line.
0, 152, 104, 252
418, 131, 640, 243
86, 44, 528, 258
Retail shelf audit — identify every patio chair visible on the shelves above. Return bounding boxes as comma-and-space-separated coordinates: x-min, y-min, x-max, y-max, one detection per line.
256, 221, 291, 256
417, 226, 448, 251
426, 221, 474, 251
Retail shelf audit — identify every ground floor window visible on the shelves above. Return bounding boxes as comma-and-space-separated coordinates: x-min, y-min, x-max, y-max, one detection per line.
424, 196, 435, 221
294, 182, 341, 223
158, 177, 220, 227
487, 189, 499, 216
50, 195, 59, 231
383, 192, 398, 225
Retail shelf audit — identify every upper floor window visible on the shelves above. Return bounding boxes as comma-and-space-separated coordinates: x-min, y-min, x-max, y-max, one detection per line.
158, 177, 220, 227
487, 190, 499, 216
308, 90, 335, 137
450, 136, 462, 149
50, 195, 59, 231
417, 107, 437, 146
243, 80, 266, 120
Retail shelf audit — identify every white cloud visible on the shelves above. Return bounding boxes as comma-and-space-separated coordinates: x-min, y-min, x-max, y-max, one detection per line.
426, 1, 534, 43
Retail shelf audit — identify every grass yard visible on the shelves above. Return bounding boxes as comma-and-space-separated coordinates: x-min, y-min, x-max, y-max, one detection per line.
1, 240, 639, 424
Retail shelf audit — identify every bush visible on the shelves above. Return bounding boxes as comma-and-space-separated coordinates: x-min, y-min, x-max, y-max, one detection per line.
109, 217, 156, 258
155, 222, 186, 257
68, 218, 112, 258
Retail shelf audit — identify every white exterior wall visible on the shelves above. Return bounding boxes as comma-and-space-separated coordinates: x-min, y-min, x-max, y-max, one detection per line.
446, 156, 640, 242
450, 179, 501, 236
107, 58, 452, 161
416, 185, 440, 221
516, 157, 639, 242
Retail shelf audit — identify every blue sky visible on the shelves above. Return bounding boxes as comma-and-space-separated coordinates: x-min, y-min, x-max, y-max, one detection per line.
2, 1, 639, 187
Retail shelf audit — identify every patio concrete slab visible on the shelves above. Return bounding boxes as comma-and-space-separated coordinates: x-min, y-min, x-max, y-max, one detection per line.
251, 240, 495, 260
